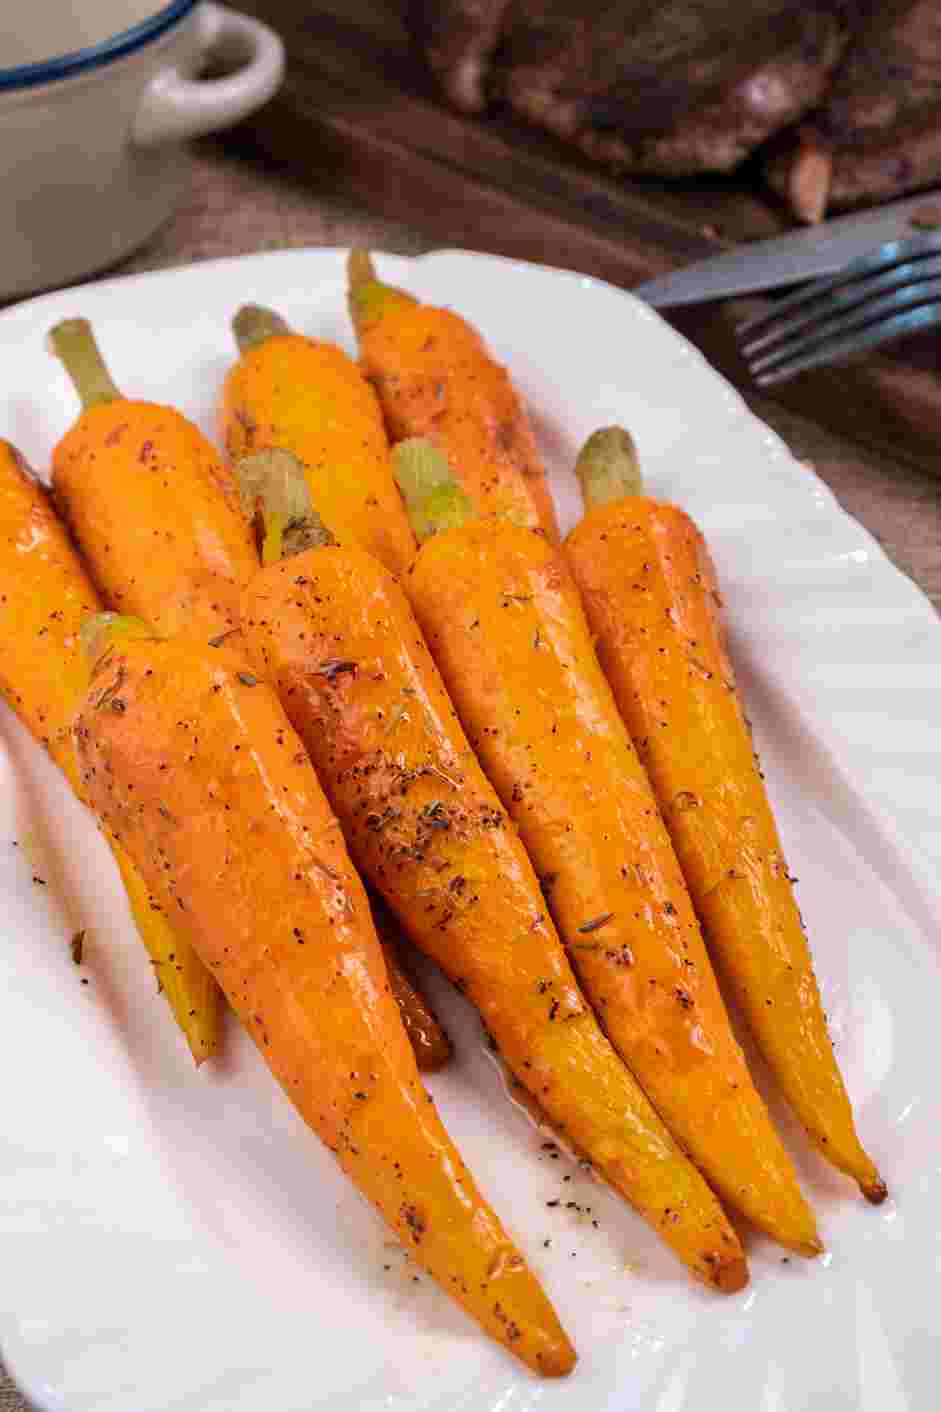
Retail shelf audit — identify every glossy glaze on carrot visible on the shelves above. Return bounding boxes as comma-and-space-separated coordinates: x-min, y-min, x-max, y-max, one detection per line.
219, 307, 416, 577
47, 324, 450, 1071
565, 430, 886, 1203
49, 319, 257, 642
0, 440, 221, 1061
241, 543, 748, 1292
74, 630, 574, 1376
347, 251, 559, 541
406, 515, 821, 1254
52, 400, 256, 642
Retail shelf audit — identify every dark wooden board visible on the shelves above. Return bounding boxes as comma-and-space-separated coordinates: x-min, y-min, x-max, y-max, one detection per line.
231, 0, 941, 479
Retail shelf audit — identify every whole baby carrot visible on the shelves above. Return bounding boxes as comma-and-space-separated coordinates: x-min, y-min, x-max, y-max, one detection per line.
0, 440, 221, 1062
393, 440, 821, 1255
347, 249, 559, 541
74, 618, 573, 1375
47, 328, 451, 1072
236, 455, 748, 1293
565, 427, 886, 1204
49, 318, 258, 642
219, 305, 417, 577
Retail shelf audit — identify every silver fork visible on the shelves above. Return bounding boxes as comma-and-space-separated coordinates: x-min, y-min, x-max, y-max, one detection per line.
737, 230, 941, 386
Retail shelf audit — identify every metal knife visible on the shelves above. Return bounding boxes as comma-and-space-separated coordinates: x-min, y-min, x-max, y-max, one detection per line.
634, 188, 941, 309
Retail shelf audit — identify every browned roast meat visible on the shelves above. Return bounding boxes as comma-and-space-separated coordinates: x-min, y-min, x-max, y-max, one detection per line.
766, 0, 941, 215
412, 0, 941, 217
409, 0, 511, 112
817, 0, 940, 151
411, 2, 855, 173
498, 1, 852, 172
503, 10, 848, 176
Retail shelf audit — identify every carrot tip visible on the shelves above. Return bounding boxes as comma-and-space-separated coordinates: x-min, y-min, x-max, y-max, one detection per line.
536, 1340, 578, 1378
862, 1176, 889, 1206
414, 1041, 453, 1072
714, 1255, 749, 1294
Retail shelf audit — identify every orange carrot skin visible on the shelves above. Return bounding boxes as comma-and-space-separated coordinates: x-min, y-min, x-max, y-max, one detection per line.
74, 635, 574, 1376
219, 335, 417, 577
52, 402, 257, 641
355, 299, 559, 541
241, 544, 748, 1293
407, 520, 820, 1253
0, 442, 97, 792
0, 440, 221, 1062
54, 410, 449, 1075
566, 499, 885, 1202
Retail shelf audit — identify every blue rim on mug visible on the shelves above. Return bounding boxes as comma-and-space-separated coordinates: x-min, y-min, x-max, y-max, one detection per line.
0, 0, 197, 91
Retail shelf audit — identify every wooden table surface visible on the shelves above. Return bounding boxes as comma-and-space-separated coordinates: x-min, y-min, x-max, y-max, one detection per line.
1, 127, 938, 1412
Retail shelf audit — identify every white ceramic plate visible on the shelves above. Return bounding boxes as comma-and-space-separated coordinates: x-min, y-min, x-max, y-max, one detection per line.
1, 249, 939, 1412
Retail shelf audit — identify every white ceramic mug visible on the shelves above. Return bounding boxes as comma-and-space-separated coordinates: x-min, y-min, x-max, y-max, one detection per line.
0, 1, 284, 300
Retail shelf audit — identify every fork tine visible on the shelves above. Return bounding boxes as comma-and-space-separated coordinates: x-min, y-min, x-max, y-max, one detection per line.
750, 300, 941, 386
737, 230, 941, 342
739, 253, 941, 359
746, 273, 941, 377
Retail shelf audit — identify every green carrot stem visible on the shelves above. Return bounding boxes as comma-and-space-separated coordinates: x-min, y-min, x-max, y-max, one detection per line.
261, 511, 286, 565
391, 438, 475, 543
347, 248, 377, 294
81, 613, 159, 665
235, 448, 335, 562
48, 319, 121, 410
346, 248, 417, 338
232, 304, 293, 354
575, 427, 644, 508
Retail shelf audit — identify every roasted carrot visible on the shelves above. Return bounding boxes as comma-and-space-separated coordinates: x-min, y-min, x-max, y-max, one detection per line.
49, 318, 258, 642
219, 305, 417, 577
347, 250, 559, 541
75, 617, 574, 1376
393, 440, 821, 1254
565, 427, 886, 1204
0, 440, 221, 1062
237, 457, 748, 1293
370, 892, 452, 1071
46, 327, 450, 1072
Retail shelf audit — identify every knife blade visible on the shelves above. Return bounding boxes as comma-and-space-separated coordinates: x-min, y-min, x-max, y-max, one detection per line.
634, 189, 941, 308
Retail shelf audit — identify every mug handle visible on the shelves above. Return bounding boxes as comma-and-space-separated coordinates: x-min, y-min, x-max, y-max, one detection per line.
132, 2, 284, 147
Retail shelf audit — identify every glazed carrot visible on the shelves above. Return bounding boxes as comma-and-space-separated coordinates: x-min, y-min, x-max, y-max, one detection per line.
219, 305, 417, 577
0, 440, 221, 1062
75, 618, 574, 1376
393, 440, 821, 1254
49, 318, 258, 642
237, 459, 747, 1293
565, 428, 886, 1204
46, 326, 451, 1073
347, 250, 559, 541
370, 891, 452, 1072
